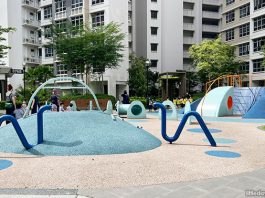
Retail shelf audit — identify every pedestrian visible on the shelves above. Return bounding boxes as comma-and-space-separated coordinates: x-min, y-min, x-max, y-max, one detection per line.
31, 94, 40, 114
121, 90, 130, 104
50, 90, 59, 112
5, 84, 16, 124
14, 101, 27, 119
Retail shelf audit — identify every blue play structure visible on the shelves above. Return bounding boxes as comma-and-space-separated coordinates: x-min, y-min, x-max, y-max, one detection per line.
0, 105, 51, 149
154, 102, 216, 147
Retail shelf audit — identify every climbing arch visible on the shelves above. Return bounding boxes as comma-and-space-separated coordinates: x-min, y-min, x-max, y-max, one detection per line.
23, 77, 102, 117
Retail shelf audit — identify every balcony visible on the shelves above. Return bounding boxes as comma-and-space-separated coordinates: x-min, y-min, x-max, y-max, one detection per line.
202, 24, 219, 33
183, 9, 194, 17
183, 51, 190, 58
39, 0, 52, 7
202, 0, 220, 6
22, 0, 39, 9
23, 37, 41, 46
202, 11, 220, 19
24, 57, 41, 64
71, 7, 83, 16
55, 11, 67, 20
183, 37, 195, 44
183, 23, 194, 31
23, 19, 40, 28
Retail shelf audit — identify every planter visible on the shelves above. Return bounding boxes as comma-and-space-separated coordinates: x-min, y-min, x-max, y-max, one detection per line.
62, 99, 110, 110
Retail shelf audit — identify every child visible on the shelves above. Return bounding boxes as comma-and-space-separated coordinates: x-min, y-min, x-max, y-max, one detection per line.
14, 101, 27, 119
59, 102, 64, 112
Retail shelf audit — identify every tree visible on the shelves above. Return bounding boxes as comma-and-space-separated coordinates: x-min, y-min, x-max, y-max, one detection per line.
0, 26, 15, 59
51, 22, 125, 92
25, 65, 55, 88
189, 36, 241, 83
128, 54, 147, 96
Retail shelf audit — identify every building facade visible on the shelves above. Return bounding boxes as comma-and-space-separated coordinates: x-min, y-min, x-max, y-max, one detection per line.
0, 0, 129, 100
221, 0, 265, 86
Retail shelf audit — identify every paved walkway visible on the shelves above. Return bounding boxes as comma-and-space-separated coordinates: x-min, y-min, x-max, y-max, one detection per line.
0, 168, 264, 197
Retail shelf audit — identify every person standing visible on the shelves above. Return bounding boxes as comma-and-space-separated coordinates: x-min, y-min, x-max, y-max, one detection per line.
5, 84, 16, 124
50, 90, 59, 112
31, 95, 40, 114
121, 90, 130, 104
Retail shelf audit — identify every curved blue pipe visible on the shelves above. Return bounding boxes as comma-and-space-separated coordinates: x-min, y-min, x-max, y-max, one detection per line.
37, 105, 52, 144
0, 115, 33, 149
154, 102, 216, 147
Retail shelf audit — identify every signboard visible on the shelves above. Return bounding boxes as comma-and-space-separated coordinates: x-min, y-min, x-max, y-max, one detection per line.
11, 69, 24, 74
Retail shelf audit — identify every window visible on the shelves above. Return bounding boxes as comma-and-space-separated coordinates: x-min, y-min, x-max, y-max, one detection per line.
254, 0, 265, 11
57, 64, 67, 76
253, 59, 264, 72
151, 10, 158, 19
128, 26, 132, 33
92, 0, 104, 5
31, 49, 35, 57
129, 41, 132, 48
226, 0, 235, 6
72, 0, 83, 8
55, 0, 66, 13
239, 23, 250, 37
151, 27, 158, 35
45, 48, 53, 57
91, 11, 104, 27
151, 0, 157, 2
44, 6, 52, 19
239, 43, 249, 56
150, 60, 158, 68
56, 20, 67, 32
253, 15, 265, 31
226, 29, 234, 41
151, 43, 158, 52
44, 26, 52, 38
71, 15, 83, 28
39, 48, 42, 57
253, 36, 265, 52
226, 10, 235, 23
240, 62, 249, 74
239, 4, 250, 18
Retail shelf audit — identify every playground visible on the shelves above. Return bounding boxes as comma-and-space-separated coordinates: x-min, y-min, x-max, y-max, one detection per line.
0, 77, 264, 196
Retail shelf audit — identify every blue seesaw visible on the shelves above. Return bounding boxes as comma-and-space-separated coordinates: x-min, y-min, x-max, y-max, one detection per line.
154, 102, 216, 147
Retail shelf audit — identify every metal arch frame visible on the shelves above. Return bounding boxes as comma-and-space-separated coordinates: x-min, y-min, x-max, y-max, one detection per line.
154, 102, 216, 147
23, 77, 102, 118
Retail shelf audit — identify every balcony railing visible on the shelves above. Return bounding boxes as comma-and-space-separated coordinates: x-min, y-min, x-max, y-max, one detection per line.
55, 11, 67, 20
202, 25, 219, 33
22, 0, 39, 9
24, 57, 41, 64
183, 9, 194, 17
183, 51, 190, 58
202, 11, 220, 19
183, 37, 195, 44
23, 38, 41, 45
202, 0, 220, 5
183, 23, 195, 31
23, 19, 40, 27
71, 7, 83, 16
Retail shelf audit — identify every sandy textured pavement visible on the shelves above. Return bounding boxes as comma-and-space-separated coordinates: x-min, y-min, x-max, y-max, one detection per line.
0, 116, 265, 189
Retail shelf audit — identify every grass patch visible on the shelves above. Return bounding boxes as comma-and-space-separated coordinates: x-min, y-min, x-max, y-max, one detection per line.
258, 126, 265, 131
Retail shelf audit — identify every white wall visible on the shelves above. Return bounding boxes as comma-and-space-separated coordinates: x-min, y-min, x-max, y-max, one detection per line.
161, 0, 183, 72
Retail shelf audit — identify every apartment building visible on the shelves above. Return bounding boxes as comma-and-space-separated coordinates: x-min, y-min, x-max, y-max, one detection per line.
221, 0, 265, 86
0, 0, 129, 99
132, 0, 221, 98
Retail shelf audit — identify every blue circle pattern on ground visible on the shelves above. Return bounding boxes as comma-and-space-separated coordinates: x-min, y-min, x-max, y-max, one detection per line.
0, 160, 13, 170
205, 150, 241, 158
188, 128, 222, 133
203, 138, 237, 144
0, 111, 161, 156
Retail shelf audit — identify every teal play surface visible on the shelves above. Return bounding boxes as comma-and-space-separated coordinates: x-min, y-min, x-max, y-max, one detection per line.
0, 111, 161, 156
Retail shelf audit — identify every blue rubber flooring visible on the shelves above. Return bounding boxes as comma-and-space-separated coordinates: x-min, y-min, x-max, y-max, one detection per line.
0, 111, 161, 156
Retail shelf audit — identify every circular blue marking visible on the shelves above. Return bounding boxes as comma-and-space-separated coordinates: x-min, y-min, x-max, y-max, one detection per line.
188, 128, 222, 133
203, 138, 236, 144
205, 150, 241, 158
0, 160, 13, 170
